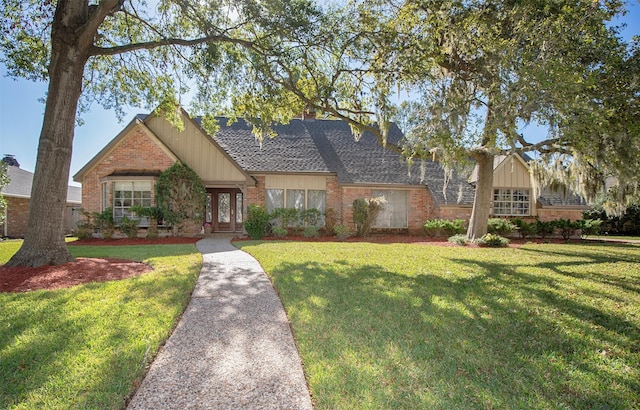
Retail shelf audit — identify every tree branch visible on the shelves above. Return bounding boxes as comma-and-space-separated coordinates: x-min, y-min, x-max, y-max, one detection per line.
90, 35, 255, 56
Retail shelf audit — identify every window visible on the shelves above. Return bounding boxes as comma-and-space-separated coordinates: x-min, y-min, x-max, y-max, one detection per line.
372, 190, 408, 228
493, 189, 530, 216
101, 182, 109, 211
265, 188, 326, 226
113, 181, 152, 226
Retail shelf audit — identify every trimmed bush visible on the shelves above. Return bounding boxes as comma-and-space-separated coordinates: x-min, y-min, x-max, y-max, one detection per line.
119, 215, 139, 239
334, 224, 350, 241
423, 219, 466, 237
511, 218, 537, 239
487, 218, 517, 236
244, 205, 270, 239
476, 233, 510, 247
303, 225, 320, 238
271, 226, 288, 238
448, 234, 469, 246
579, 218, 602, 238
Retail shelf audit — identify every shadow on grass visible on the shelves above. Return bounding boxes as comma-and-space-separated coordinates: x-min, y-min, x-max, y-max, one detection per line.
268, 252, 640, 409
0, 244, 201, 409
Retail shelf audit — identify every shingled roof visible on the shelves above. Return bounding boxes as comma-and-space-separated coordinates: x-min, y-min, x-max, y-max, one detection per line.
197, 117, 474, 205
2, 165, 81, 203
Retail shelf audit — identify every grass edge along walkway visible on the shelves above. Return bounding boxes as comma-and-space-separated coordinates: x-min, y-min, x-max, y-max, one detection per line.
0, 242, 202, 410
238, 240, 640, 410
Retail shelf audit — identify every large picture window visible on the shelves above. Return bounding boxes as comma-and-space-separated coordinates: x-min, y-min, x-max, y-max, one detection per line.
113, 181, 152, 226
372, 190, 408, 228
265, 188, 326, 226
493, 189, 530, 216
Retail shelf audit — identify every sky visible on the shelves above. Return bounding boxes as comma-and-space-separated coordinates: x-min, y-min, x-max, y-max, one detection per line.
1, 3, 639, 188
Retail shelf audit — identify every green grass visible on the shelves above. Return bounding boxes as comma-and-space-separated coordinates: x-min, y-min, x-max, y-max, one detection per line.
237, 241, 640, 410
0, 241, 202, 410
591, 235, 640, 241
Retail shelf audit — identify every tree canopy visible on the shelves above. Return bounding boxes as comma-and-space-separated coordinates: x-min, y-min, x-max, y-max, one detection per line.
1, 0, 637, 265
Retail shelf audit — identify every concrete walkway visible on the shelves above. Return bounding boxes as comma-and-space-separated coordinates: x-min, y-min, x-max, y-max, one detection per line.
127, 236, 313, 409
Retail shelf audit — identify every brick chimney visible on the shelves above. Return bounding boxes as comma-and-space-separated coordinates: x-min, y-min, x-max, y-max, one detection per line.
2, 155, 19, 168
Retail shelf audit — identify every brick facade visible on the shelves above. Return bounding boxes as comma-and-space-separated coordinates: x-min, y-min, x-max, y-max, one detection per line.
3, 197, 80, 238
79, 126, 176, 215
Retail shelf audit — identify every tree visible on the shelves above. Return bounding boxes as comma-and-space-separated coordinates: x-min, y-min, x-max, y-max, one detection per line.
349, 0, 638, 239
154, 162, 206, 236
0, 0, 326, 267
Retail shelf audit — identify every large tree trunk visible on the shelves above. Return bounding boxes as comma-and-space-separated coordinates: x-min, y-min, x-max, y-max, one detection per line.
466, 152, 494, 241
5, 1, 91, 267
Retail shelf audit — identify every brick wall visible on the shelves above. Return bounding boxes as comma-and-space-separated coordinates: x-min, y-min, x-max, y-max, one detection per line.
245, 175, 266, 208
341, 186, 435, 234
4, 197, 29, 238
3, 197, 79, 238
437, 206, 473, 221
536, 208, 586, 221
80, 126, 176, 214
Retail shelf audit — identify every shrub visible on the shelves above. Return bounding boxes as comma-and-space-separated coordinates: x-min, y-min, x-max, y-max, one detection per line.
301, 208, 323, 227
155, 161, 206, 236
119, 215, 139, 239
535, 220, 555, 239
555, 218, 579, 240
423, 219, 465, 237
271, 208, 300, 228
578, 219, 602, 239
130, 206, 165, 238
511, 218, 537, 239
303, 225, 319, 238
244, 205, 271, 239
353, 197, 385, 237
448, 234, 469, 246
476, 233, 510, 247
92, 207, 115, 239
487, 218, 517, 236
334, 224, 351, 241
324, 208, 337, 234
271, 226, 288, 238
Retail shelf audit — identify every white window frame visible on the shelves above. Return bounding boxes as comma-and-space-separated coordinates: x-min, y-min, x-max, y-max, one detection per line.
493, 188, 531, 216
113, 181, 152, 226
371, 190, 408, 229
265, 188, 326, 226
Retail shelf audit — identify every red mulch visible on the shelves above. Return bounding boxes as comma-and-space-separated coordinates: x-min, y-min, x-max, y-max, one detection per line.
1, 236, 198, 293
1, 235, 594, 294
68, 237, 200, 246
0, 258, 152, 293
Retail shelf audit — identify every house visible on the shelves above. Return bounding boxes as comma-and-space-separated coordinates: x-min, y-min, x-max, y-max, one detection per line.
1, 156, 82, 238
73, 108, 587, 236
472, 154, 589, 221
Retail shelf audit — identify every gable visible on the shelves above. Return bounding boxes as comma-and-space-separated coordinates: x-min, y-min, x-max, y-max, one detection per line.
145, 111, 250, 185
493, 154, 531, 188
74, 118, 178, 183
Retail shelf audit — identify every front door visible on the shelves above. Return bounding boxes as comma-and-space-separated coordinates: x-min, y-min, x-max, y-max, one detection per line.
207, 189, 243, 232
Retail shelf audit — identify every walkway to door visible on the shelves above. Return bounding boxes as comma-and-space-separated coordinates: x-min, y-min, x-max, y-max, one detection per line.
127, 236, 313, 409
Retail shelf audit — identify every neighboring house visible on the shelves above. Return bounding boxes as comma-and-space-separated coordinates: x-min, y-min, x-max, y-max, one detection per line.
73, 108, 587, 236
1, 157, 82, 238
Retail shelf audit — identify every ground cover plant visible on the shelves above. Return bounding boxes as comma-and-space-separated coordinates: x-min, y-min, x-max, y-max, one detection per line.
237, 240, 640, 409
0, 241, 201, 409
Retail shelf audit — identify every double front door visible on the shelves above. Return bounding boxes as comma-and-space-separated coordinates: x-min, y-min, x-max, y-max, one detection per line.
206, 189, 243, 232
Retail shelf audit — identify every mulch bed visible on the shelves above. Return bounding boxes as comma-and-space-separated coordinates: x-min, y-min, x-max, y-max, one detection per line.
0, 258, 152, 293
0, 235, 604, 294
1, 236, 198, 293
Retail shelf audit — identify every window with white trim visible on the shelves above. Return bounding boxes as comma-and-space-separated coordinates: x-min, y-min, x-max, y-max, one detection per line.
372, 190, 408, 228
113, 181, 152, 226
265, 188, 326, 226
493, 189, 530, 216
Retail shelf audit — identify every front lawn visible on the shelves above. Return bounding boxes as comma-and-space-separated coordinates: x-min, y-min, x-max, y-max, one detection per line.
238, 241, 640, 409
0, 242, 201, 409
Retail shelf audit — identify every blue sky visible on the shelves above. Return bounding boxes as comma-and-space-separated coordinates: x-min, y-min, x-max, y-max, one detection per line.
1, 3, 638, 187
